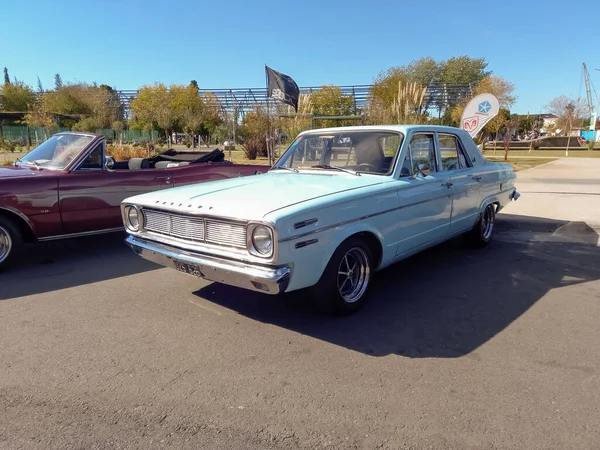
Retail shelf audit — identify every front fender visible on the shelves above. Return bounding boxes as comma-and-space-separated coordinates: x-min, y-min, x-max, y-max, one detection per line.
282, 221, 387, 292
0, 205, 37, 237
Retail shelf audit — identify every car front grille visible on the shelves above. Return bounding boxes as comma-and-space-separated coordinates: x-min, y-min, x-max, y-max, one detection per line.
142, 208, 246, 249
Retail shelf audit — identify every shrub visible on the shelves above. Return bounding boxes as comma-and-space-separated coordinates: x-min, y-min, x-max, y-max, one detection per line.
0, 138, 18, 153
241, 137, 266, 160
107, 145, 158, 161
588, 139, 596, 151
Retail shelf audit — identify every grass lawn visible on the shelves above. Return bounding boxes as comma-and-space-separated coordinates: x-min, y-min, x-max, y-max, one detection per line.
485, 157, 557, 172
483, 149, 600, 158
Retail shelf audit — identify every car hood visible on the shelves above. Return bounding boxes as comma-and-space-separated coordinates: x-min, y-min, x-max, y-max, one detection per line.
130, 171, 388, 220
0, 165, 47, 178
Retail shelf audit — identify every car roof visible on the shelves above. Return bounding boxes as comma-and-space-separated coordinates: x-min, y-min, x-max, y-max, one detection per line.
297, 124, 465, 135
55, 131, 102, 138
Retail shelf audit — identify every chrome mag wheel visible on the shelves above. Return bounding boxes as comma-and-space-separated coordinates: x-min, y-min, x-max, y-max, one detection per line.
0, 225, 13, 264
481, 205, 495, 240
337, 247, 371, 303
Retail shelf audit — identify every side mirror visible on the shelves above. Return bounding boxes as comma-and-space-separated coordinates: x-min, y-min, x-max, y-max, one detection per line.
416, 163, 431, 177
104, 156, 116, 171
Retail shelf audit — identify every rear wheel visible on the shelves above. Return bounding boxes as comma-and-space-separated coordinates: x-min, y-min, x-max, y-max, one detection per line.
0, 216, 23, 272
310, 237, 374, 315
465, 203, 496, 247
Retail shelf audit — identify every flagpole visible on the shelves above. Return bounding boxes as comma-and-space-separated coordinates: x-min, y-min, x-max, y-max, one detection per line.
265, 65, 273, 166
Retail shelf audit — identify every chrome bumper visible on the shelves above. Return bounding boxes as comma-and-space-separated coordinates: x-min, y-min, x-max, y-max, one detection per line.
126, 235, 291, 295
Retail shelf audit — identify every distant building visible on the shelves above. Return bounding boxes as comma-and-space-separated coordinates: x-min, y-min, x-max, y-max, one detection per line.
539, 114, 558, 131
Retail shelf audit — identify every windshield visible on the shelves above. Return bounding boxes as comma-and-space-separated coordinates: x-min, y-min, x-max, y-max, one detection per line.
274, 130, 404, 175
18, 134, 94, 170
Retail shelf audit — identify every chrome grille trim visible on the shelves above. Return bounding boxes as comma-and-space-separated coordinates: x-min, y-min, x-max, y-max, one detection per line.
205, 220, 247, 248
142, 209, 246, 249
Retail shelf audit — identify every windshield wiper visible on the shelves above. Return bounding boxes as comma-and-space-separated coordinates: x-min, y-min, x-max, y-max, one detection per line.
270, 165, 298, 173
25, 160, 42, 170
310, 164, 360, 176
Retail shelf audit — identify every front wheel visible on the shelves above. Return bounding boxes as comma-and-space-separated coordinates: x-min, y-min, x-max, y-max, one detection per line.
464, 203, 496, 247
0, 216, 23, 272
310, 237, 374, 315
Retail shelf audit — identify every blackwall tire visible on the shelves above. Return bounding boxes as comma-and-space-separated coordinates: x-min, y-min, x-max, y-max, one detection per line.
310, 237, 374, 315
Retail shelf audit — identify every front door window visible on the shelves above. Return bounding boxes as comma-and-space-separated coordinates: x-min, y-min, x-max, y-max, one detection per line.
400, 133, 437, 177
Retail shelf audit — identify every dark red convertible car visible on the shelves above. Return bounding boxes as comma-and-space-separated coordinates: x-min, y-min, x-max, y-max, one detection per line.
0, 132, 269, 270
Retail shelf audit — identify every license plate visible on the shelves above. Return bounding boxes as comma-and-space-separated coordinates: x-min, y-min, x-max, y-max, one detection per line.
173, 260, 204, 278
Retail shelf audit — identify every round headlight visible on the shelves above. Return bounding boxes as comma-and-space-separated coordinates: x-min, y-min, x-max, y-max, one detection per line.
127, 206, 140, 231
252, 225, 273, 255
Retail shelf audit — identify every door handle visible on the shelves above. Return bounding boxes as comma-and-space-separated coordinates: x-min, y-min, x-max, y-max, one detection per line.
473, 176, 482, 182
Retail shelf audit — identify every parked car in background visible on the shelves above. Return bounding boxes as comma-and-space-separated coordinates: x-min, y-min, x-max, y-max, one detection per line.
122, 125, 520, 314
0, 132, 268, 270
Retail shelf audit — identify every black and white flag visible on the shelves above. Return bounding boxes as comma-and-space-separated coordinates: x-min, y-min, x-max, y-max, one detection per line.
265, 65, 300, 112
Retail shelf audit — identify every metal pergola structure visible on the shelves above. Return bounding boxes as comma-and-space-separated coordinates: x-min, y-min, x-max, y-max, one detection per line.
1, 83, 474, 121
113, 82, 473, 118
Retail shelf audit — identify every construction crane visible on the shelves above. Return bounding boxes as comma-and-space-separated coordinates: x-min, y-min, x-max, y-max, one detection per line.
582, 63, 594, 118
582, 63, 597, 132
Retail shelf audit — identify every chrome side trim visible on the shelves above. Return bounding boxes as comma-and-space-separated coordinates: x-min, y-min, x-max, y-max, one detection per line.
295, 239, 318, 249
279, 192, 452, 243
294, 218, 318, 229
37, 227, 123, 241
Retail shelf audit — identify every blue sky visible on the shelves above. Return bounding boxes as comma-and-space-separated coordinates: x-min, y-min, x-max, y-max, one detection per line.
1, 0, 599, 113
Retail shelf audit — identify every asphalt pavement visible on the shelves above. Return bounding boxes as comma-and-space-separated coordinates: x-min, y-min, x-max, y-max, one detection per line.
1, 159, 599, 450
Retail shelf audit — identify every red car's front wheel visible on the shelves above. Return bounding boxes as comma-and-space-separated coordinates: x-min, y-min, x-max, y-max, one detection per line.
0, 216, 22, 272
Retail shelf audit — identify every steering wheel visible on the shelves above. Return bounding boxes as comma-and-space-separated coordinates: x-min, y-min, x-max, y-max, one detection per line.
354, 163, 377, 173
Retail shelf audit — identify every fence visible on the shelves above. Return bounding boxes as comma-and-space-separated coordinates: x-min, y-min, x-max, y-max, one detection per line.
0, 126, 158, 145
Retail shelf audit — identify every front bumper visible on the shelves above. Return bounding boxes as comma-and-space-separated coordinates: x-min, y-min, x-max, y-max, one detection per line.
509, 189, 521, 201
126, 235, 291, 295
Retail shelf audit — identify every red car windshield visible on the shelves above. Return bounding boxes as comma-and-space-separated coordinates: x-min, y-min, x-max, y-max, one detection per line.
18, 134, 94, 170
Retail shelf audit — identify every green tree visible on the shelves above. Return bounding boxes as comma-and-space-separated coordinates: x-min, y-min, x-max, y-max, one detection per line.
22, 105, 56, 143
171, 83, 205, 143
310, 85, 354, 127
405, 57, 443, 87
440, 56, 490, 84
3, 67, 10, 85
0, 81, 36, 111
474, 76, 516, 109
112, 120, 124, 145
130, 83, 177, 143
369, 66, 410, 110
54, 73, 63, 90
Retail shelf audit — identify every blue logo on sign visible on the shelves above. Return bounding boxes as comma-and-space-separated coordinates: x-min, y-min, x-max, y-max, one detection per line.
478, 101, 492, 114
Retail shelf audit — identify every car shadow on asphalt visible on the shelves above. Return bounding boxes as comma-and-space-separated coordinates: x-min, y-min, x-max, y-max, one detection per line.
194, 214, 600, 358
0, 232, 158, 300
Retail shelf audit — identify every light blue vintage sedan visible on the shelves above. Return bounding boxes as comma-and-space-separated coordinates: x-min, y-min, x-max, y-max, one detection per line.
121, 125, 520, 314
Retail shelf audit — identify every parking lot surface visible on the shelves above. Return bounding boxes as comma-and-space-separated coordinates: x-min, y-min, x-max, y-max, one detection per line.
1, 159, 599, 449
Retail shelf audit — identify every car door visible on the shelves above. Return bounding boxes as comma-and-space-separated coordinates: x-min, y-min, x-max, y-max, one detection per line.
58, 141, 174, 233
393, 132, 453, 257
437, 133, 482, 235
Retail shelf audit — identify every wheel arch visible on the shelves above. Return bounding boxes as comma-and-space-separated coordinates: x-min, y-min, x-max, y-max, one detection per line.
0, 207, 36, 243
323, 223, 385, 271
478, 197, 500, 217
